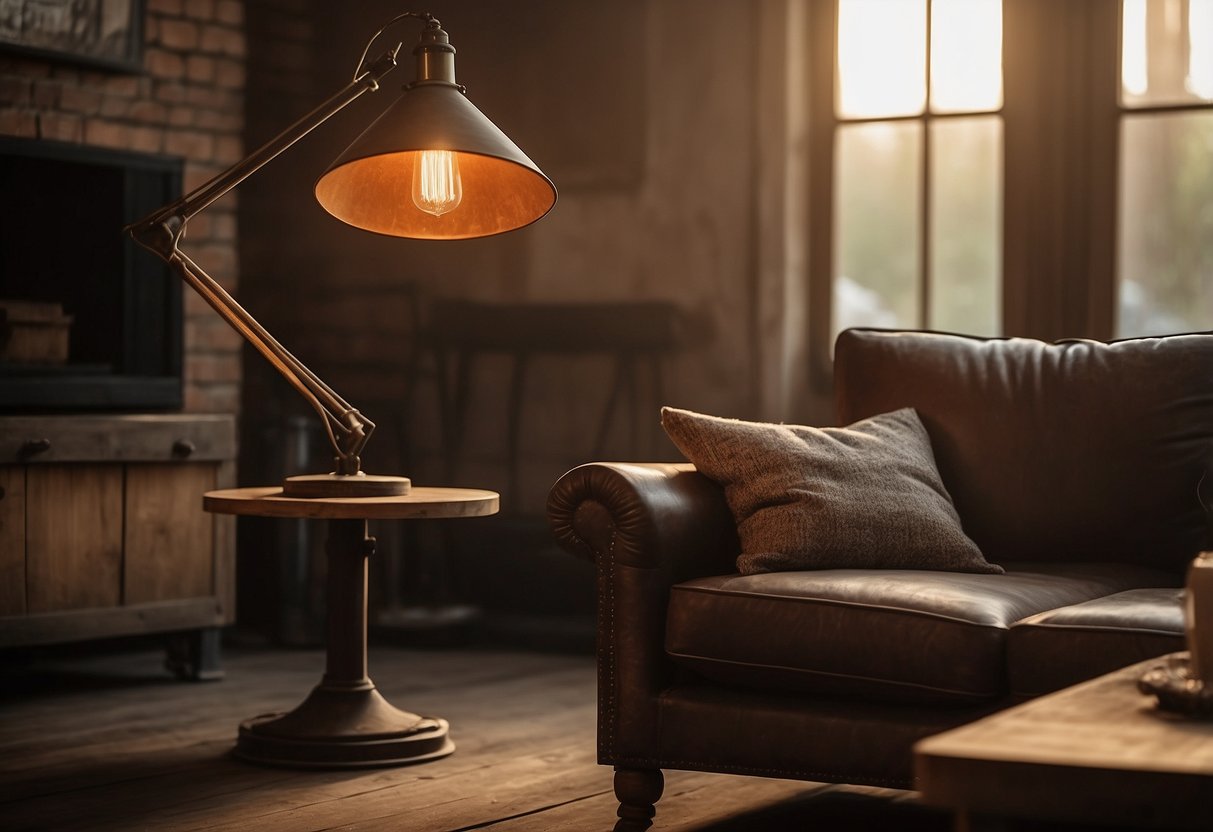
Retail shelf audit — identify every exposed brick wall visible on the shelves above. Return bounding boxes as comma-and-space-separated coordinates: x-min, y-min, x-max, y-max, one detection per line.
0, 0, 247, 415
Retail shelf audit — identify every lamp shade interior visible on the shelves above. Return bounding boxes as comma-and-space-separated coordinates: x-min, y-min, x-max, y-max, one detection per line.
315, 83, 556, 240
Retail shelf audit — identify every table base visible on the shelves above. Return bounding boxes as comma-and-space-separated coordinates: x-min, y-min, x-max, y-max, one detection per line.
234, 682, 454, 768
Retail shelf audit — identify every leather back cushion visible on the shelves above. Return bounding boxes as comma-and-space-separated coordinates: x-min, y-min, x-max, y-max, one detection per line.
834, 329, 1213, 573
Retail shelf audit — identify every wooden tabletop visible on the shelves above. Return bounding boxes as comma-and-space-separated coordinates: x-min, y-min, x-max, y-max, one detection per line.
914, 654, 1213, 830
203, 486, 499, 520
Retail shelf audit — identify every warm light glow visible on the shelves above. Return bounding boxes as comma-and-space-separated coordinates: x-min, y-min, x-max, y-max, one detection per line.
930, 0, 1003, 113
1189, 0, 1213, 99
411, 149, 463, 217
837, 0, 926, 119
1122, 0, 1149, 97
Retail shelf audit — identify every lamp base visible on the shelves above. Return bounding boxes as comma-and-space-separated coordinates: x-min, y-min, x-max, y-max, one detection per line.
234, 683, 453, 768
282, 473, 411, 499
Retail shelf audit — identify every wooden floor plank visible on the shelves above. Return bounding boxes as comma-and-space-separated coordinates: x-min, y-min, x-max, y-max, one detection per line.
0, 644, 940, 832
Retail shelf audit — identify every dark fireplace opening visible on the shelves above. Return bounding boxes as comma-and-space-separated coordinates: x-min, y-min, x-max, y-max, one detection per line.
0, 136, 183, 411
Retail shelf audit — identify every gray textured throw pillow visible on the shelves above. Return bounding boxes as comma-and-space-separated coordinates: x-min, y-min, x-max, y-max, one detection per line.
661, 406, 1002, 576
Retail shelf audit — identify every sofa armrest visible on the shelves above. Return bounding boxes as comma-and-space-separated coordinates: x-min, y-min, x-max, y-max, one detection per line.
548, 461, 739, 576
547, 462, 739, 765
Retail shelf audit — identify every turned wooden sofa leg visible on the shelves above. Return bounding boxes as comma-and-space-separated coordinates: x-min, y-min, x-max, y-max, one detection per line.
614, 767, 664, 832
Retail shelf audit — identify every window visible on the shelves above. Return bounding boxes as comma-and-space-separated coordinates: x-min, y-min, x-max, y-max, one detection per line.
824, 0, 1004, 350
1117, 0, 1213, 337
807, 0, 1212, 385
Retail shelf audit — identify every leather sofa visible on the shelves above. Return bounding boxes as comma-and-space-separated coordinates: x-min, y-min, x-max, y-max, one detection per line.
547, 328, 1213, 831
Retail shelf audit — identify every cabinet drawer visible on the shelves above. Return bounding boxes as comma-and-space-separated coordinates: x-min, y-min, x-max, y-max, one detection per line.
1, 415, 236, 464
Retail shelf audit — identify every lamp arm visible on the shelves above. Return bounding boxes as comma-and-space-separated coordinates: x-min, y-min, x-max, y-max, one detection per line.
127, 48, 401, 477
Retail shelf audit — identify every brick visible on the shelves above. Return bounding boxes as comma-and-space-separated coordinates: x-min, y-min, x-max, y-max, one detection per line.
187, 317, 243, 352
185, 85, 224, 108
83, 119, 133, 148
103, 74, 143, 97
184, 0, 217, 21
100, 96, 129, 118
0, 109, 38, 137
187, 241, 238, 284
58, 86, 103, 115
200, 24, 245, 58
32, 80, 62, 109
165, 128, 215, 161
187, 352, 242, 383
185, 289, 217, 317
129, 99, 170, 123
154, 81, 188, 104
130, 124, 165, 153
214, 57, 244, 90
184, 382, 240, 415
209, 210, 237, 242
168, 105, 194, 127
38, 112, 84, 141
158, 19, 200, 50
214, 134, 242, 164
0, 77, 31, 106
183, 212, 215, 241
186, 54, 216, 83
215, 1, 243, 26
194, 108, 238, 131
146, 48, 186, 80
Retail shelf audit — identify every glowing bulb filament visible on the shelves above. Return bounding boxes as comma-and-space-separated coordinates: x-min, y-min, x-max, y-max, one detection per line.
412, 150, 463, 217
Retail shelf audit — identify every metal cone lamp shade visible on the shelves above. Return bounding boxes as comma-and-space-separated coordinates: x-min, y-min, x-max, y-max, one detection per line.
316, 73, 556, 240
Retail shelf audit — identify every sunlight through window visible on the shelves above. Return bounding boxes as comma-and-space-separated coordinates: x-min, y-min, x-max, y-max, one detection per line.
1123, 0, 1213, 105
1122, 0, 1149, 96
930, 0, 1003, 113
837, 0, 926, 119
1189, 0, 1213, 99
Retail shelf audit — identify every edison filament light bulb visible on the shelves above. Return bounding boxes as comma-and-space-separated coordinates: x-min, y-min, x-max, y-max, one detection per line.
412, 150, 462, 217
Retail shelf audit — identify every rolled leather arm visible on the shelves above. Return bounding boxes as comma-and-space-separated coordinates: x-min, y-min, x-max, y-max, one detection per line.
548, 461, 741, 764
548, 461, 739, 577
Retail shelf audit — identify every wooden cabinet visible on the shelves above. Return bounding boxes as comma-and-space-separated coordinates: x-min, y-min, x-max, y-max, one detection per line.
0, 415, 235, 665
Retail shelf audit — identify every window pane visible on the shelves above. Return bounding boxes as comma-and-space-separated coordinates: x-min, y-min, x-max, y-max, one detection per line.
930, 0, 1003, 113
833, 122, 922, 342
930, 117, 1003, 335
837, 0, 926, 119
1122, 0, 1213, 107
1117, 112, 1213, 336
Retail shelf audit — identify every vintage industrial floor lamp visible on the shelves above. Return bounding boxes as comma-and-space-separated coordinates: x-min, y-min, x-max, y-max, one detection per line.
128, 11, 556, 498
127, 12, 556, 768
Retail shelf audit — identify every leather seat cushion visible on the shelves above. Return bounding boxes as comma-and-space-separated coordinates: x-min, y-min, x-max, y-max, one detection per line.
666, 562, 1177, 705
1007, 587, 1185, 698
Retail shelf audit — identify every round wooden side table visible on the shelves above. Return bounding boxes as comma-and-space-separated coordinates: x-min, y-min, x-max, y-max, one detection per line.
204, 486, 498, 768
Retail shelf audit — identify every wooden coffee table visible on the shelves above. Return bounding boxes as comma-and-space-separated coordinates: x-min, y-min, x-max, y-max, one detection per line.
914, 654, 1213, 831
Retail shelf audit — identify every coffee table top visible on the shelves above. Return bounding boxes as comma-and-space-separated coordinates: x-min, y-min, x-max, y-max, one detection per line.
915, 653, 1213, 830
203, 486, 499, 520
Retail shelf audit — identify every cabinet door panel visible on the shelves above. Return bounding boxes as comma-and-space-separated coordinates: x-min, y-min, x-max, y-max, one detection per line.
124, 463, 216, 603
26, 465, 123, 613
0, 466, 25, 615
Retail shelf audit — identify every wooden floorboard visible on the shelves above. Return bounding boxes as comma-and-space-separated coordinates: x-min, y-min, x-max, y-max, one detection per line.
0, 644, 948, 831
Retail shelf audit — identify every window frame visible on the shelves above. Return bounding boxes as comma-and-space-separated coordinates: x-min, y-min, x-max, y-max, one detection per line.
806, 0, 1133, 395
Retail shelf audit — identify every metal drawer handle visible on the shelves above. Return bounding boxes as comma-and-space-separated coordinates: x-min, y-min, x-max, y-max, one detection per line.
19, 438, 51, 459
172, 439, 196, 458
